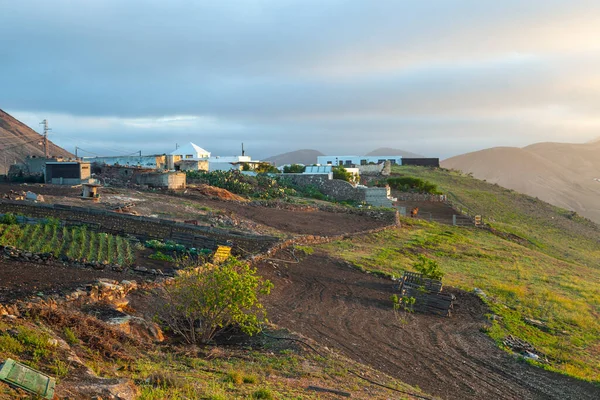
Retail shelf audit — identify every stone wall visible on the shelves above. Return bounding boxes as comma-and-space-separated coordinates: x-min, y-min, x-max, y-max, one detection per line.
394, 193, 447, 202
135, 171, 187, 189
357, 164, 384, 175
283, 174, 362, 202
357, 187, 394, 207
0, 200, 278, 254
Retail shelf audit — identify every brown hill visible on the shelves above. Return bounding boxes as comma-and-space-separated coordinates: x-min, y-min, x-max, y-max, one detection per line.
264, 149, 324, 166
366, 147, 424, 158
0, 109, 74, 174
442, 142, 600, 223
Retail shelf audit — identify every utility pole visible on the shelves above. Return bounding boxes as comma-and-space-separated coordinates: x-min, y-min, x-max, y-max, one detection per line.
75, 146, 78, 158
241, 142, 245, 157
39, 119, 51, 158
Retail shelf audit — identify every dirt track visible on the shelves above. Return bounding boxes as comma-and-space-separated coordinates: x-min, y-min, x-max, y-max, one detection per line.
259, 251, 600, 400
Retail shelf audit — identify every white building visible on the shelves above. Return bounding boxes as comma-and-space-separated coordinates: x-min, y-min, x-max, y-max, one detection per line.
317, 155, 402, 167
208, 155, 253, 171
170, 142, 211, 160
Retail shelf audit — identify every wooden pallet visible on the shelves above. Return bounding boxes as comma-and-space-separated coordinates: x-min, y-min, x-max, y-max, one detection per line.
398, 272, 453, 316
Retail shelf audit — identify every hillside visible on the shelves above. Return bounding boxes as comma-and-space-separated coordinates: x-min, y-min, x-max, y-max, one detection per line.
264, 149, 324, 166
441, 141, 600, 223
366, 147, 424, 158
319, 165, 600, 383
0, 109, 73, 173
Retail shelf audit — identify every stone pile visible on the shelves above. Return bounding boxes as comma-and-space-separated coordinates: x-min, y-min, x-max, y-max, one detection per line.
2, 245, 53, 264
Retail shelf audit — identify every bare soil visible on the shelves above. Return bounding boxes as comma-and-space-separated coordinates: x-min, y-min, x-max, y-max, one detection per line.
258, 250, 600, 400
191, 197, 390, 235
0, 183, 391, 236
0, 257, 127, 303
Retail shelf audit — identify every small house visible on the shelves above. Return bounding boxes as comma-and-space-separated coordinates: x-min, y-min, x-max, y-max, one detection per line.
45, 161, 93, 185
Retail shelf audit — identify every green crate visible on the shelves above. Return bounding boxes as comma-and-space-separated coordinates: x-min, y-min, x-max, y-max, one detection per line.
0, 358, 55, 399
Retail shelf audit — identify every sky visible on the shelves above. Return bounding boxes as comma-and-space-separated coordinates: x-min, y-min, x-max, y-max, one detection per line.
1, 0, 600, 159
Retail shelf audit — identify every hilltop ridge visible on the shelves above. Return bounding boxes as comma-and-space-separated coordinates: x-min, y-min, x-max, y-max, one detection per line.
442, 140, 600, 223
0, 109, 73, 173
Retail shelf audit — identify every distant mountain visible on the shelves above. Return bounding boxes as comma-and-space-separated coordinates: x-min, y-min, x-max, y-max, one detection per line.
0, 109, 74, 173
264, 149, 324, 166
442, 141, 600, 224
365, 147, 424, 158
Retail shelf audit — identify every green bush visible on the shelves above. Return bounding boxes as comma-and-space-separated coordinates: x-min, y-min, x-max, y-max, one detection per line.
252, 388, 274, 399
332, 166, 352, 182
158, 257, 273, 344
283, 164, 305, 173
186, 170, 297, 200
413, 255, 444, 280
254, 162, 279, 174
149, 251, 175, 262
0, 213, 18, 225
387, 176, 441, 194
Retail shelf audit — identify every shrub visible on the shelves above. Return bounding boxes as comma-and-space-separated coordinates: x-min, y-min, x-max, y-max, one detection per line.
252, 388, 274, 399
0, 213, 18, 225
63, 327, 79, 345
186, 170, 297, 200
0, 334, 24, 354
387, 176, 440, 194
332, 166, 352, 182
149, 251, 175, 262
158, 257, 273, 344
283, 164, 305, 173
413, 255, 444, 280
254, 162, 279, 174
225, 370, 244, 385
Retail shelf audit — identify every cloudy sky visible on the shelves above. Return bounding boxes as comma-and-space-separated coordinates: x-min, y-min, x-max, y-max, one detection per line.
2, 0, 600, 159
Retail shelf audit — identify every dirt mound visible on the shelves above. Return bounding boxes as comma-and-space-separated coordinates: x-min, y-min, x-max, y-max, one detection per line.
259, 251, 600, 400
190, 184, 247, 201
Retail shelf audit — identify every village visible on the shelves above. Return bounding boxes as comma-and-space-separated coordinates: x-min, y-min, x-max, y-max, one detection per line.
1, 112, 598, 400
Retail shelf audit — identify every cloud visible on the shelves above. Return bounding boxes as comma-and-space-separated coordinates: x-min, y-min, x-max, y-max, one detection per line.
2, 0, 600, 158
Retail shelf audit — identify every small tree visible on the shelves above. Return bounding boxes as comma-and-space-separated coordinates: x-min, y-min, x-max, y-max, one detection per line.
413, 255, 444, 281
283, 164, 305, 173
158, 257, 273, 344
332, 166, 357, 184
254, 162, 279, 174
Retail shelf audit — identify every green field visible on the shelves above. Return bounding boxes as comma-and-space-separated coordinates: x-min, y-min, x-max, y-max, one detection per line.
320, 166, 600, 382
0, 222, 135, 266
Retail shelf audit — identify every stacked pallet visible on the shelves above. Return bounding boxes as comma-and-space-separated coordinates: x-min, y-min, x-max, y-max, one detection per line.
398, 272, 454, 317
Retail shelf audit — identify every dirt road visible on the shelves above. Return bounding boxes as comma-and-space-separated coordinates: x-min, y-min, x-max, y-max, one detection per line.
259, 251, 600, 400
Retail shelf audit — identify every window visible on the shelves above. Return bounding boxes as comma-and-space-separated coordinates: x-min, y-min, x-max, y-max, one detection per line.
186, 154, 193, 159
389, 159, 397, 165
360, 159, 367, 165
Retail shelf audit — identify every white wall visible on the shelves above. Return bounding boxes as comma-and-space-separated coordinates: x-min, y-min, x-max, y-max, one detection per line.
317, 155, 402, 166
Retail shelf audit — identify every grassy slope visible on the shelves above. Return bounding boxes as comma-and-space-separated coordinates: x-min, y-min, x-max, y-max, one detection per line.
0, 309, 424, 400
320, 166, 600, 382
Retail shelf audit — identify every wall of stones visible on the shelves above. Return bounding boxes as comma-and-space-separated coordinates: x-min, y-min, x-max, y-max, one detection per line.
394, 193, 447, 202
283, 174, 362, 202
0, 200, 278, 254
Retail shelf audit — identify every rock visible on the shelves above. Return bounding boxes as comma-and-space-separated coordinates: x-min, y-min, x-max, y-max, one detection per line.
134, 266, 148, 273
473, 288, 487, 299
524, 317, 551, 332
56, 377, 138, 400
523, 351, 540, 361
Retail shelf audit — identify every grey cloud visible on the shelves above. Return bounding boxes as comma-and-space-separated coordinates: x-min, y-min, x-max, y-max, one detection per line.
2, 0, 600, 158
